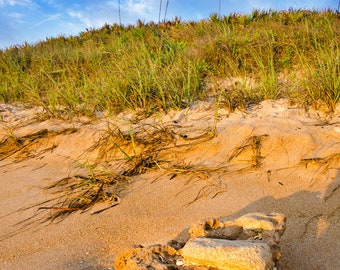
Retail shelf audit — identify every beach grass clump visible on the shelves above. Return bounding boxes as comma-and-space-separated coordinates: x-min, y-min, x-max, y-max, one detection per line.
295, 18, 339, 110
0, 9, 339, 116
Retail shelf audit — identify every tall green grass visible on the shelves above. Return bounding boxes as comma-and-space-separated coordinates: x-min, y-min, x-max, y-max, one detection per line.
296, 17, 339, 110
0, 9, 338, 117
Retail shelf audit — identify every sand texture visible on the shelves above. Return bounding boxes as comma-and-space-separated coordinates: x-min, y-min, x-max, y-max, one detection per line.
0, 99, 339, 269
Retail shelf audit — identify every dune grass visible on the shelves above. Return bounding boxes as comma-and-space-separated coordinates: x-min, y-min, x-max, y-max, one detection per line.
0, 9, 338, 117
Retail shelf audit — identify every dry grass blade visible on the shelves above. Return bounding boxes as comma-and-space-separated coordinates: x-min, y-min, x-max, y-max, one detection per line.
166, 163, 229, 205
170, 172, 228, 206
299, 153, 340, 185
300, 153, 340, 168
174, 127, 216, 143
184, 182, 228, 207
228, 134, 269, 167
122, 151, 161, 176
41, 172, 129, 222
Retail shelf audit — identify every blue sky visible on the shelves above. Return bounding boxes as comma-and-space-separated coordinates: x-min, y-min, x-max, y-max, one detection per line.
0, 0, 338, 49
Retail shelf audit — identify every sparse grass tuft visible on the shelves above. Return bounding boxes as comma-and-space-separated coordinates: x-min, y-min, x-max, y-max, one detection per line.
40, 171, 129, 221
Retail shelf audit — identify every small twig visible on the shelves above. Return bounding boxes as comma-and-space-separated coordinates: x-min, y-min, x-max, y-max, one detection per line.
38, 206, 83, 211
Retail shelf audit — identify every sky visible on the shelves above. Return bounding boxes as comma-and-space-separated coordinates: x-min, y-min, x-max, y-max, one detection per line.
0, 0, 338, 49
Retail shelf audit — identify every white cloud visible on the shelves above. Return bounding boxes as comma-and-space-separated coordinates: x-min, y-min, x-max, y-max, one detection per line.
6, 0, 37, 8
51, 0, 162, 32
127, 0, 150, 17
67, 9, 93, 28
67, 10, 82, 19
7, 11, 24, 19
122, 0, 162, 23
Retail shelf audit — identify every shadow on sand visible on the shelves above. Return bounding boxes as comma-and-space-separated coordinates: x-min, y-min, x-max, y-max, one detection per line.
205, 171, 340, 270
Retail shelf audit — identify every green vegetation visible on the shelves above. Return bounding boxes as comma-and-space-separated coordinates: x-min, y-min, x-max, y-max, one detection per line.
0, 9, 339, 116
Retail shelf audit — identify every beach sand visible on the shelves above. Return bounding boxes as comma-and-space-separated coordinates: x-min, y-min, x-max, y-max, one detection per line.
0, 99, 339, 269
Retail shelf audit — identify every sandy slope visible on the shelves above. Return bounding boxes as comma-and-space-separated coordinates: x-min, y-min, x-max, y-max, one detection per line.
0, 100, 339, 270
